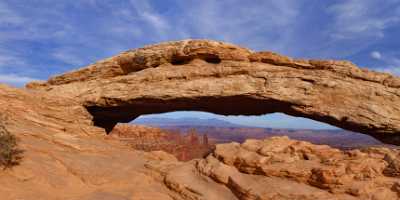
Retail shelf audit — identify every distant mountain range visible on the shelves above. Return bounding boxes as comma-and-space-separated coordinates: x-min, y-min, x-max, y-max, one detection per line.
133, 117, 342, 131
133, 117, 243, 127
132, 117, 386, 149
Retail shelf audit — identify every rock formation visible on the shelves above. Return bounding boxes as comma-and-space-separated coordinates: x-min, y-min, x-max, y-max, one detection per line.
27, 40, 400, 144
0, 84, 179, 199
192, 136, 400, 200
0, 39, 399, 199
109, 124, 214, 161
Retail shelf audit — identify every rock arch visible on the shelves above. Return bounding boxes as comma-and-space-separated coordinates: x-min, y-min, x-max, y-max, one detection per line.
27, 40, 400, 145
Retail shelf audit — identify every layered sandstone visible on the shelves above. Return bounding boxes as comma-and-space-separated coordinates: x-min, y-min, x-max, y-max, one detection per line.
193, 136, 400, 200
0, 84, 181, 199
27, 40, 400, 144
1, 83, 400, 199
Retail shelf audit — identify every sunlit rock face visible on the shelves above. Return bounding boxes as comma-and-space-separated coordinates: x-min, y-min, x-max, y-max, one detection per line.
192, 136, 400, 200
27, 40, 400, 144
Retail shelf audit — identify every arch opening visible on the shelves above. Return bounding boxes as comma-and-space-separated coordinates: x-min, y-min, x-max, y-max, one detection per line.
132, 111, 382, 147
107, 111, 385, 161
86, 95, 306, 132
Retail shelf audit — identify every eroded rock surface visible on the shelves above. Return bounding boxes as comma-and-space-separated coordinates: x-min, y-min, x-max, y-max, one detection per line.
27, 40, 400, 144
206, 136, 400, 199
153, 136, 400, 200
1, 83, 400, 199
0, 85, 180, 200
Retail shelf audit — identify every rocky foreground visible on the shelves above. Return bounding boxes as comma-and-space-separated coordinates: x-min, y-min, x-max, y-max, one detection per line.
0, 39, 400, 199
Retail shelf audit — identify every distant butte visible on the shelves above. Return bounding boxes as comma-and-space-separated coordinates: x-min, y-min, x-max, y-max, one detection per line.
27, 40, 400, 145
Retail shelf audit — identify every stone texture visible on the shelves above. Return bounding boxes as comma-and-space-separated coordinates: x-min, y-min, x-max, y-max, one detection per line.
0, 83, 400, 199
0, 84, 180, 200
153, 136, 400, 200
27, 40, 400, 144
207, 136, 400, 199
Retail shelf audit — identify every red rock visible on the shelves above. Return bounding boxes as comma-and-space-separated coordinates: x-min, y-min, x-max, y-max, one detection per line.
27, 40, 400, 145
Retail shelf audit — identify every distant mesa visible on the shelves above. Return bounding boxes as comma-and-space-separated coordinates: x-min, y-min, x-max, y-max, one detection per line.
132, 117, 384, 149
133, 117, 243, 127
109, 123, 213, 161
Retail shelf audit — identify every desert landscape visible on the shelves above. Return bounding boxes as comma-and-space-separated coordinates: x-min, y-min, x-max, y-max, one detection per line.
0, 39, 399, 200
133, 117, 387, 149
109, 123, 214, 161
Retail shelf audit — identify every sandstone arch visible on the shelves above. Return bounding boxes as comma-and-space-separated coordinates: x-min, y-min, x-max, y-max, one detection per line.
27, 40, 400, 145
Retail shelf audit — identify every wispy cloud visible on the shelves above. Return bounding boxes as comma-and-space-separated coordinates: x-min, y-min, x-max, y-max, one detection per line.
52, 47, 87, 66
0, 54, 26, 68
0, 74, 37, 87
181, 0, 300, 50
131, 0, 170, 34
328, 0, 400, 40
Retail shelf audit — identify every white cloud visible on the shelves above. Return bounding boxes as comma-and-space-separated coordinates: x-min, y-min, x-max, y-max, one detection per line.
370, 51, 382, 60
130, 0, 171, 39
0, 0, 303, 70
0, 2, 74, 43
52, 48, 87, 66
140, 12, 168, 31
178, 0, 300, 52
328, 0, 400, 40
0, 74, 37, 87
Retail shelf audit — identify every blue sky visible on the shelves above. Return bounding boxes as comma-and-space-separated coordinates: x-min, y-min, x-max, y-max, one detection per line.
0, 0, 399, 129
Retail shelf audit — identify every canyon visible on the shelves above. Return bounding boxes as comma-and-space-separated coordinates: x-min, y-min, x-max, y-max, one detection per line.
109, 124, 213, 161
0, 39, 399, 199
133, 117, 385, 149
